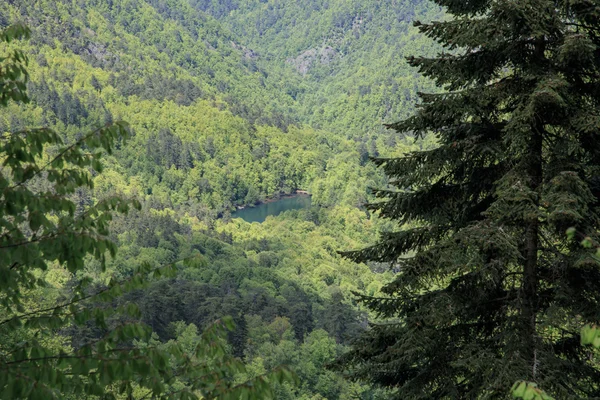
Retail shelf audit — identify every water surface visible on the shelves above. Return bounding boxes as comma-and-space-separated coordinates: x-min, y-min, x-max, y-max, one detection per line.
233, 194, 312, 223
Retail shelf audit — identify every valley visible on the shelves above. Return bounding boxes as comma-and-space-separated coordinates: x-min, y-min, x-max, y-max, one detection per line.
0, 0, 439, 398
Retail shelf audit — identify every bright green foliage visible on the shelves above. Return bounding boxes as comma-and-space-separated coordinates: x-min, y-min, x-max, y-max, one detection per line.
204, 0, 443, 135
0, 1, 404, 395
0, 24, 293, 399
1, 0, 438, 213
0, 0, 444, 398
135, 317, 298, 400
105, 204, 391, 398
337, 0, 600, 398
0, 24, 31, 107
581, 324, 600, 348
511, 381, 554, 400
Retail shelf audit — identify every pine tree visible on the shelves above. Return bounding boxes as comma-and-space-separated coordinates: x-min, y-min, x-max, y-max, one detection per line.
338, 1, 600, 398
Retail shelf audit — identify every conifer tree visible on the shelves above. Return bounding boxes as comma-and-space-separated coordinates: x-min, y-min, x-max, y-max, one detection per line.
338, 1, 600, 398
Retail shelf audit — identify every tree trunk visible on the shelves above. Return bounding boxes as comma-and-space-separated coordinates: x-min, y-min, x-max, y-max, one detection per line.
521, 35, 546, 379
522, 119, 544, 379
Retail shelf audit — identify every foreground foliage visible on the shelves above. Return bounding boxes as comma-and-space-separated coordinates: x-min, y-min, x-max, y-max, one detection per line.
338, 0, 600, 398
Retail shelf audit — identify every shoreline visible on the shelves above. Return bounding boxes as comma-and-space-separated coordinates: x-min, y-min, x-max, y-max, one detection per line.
235, 190, 311, 211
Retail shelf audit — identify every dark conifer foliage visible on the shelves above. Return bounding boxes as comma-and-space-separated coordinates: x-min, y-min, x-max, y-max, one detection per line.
339, 0, 600, 398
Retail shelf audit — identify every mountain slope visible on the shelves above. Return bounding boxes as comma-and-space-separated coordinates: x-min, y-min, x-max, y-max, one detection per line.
10, 0, 301, 128
193, 0, 443, 135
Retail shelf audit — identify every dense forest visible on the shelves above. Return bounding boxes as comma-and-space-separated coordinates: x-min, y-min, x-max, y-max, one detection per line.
2, 0, 600, 399
0, 0, 439, 398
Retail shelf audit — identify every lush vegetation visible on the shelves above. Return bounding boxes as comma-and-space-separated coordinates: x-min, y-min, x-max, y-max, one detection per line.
0, 0, 442, 398
2, 0, 442, 214
4, 0, 600, 399
0, 24, 296, 399
201, 0, 444, 135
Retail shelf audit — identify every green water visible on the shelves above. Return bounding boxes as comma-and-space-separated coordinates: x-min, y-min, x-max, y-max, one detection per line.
233, 194, 312, 223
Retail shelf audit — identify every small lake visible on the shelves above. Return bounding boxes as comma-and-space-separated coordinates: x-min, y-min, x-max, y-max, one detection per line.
233, 194, 312, 223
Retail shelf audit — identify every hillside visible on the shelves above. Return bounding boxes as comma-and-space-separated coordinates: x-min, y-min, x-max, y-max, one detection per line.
195, 0, 443, 135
